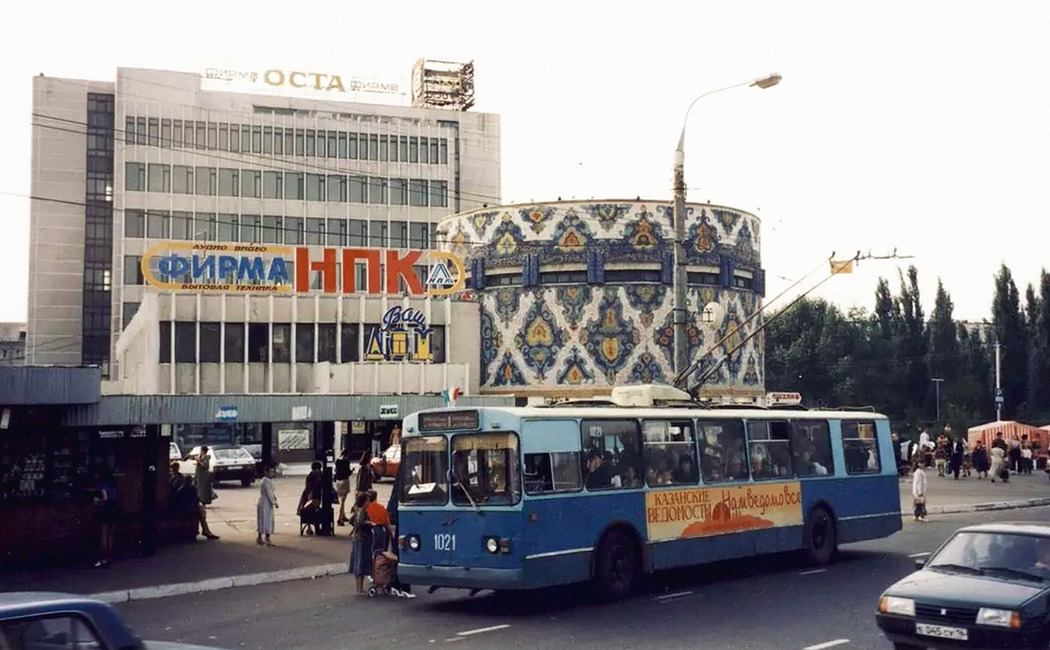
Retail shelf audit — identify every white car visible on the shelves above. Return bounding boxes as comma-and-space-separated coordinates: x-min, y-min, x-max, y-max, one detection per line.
179, 445, 257, 487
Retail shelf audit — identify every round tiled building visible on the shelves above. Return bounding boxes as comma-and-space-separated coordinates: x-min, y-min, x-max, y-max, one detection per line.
439, 199, 766, 399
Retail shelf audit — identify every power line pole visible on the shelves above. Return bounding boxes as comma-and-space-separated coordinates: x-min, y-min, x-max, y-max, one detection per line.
994, 341, 1003, 421
931, 378, 944, 421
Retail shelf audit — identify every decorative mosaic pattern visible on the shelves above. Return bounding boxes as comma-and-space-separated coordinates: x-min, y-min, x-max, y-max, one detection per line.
440, 200, 766, 395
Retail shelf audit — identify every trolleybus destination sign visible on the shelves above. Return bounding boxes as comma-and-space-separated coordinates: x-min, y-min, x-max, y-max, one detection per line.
140, 241, 464, 297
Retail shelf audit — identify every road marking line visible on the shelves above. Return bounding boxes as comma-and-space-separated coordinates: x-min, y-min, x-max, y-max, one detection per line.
803, 639, 850, 650
444, 638, 466, 643
653, 590, 693, 601
457, 624, 511, 637
799, 568, 827, 575
908, 552, 931, 558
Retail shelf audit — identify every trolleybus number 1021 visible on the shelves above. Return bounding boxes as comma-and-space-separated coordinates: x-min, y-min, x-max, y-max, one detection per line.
434, 533, 457, 551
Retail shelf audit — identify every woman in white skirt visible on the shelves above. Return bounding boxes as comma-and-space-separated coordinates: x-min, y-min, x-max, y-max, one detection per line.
256, 464, 278, 546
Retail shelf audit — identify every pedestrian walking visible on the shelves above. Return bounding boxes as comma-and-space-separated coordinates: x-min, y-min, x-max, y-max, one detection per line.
334, 449, 353, 526
912, 460, 928, 522
93, 468, 118, 567
356, 450, 373, 496
348, 492, 372, 595
1009, 435, 1022, 473
990, 444, 1009, 483
972, 440, 990, 479
949, 437, 965, 480
256, 464, 278, 546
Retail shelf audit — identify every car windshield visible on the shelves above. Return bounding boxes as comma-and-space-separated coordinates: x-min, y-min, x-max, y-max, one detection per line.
213, 448, 252, 460
400, 436, 449, 505
928, 531, 1050, 581
451, 432, 521, 507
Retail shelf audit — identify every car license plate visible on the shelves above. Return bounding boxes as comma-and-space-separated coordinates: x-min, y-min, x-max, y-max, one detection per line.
916, 623, 968, 640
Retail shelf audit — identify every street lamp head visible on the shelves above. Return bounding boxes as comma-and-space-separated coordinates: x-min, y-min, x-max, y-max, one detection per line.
750, 73, 782, 90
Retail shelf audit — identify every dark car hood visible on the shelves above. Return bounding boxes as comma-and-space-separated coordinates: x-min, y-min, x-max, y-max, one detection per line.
887, 569, 1048, 609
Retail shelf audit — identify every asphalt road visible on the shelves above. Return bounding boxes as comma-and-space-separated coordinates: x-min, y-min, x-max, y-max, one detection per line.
116, 506, 1050, 650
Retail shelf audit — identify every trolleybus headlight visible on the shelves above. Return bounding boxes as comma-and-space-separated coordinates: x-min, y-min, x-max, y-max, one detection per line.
405, 535, 421, 551
485, 537, 500, 554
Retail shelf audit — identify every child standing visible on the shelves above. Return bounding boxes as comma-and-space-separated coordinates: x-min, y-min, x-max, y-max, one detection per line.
912, 459, 928, 522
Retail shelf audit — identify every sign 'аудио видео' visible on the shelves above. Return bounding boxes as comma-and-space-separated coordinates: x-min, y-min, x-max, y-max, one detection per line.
140, 242, 463, 297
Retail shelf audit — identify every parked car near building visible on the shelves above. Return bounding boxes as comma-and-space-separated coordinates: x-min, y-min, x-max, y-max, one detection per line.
178, 445, 257, 487
168, 442, 182, 463
876, 522, 1050, 649
0, 592, 227, 649
370, 444, 400, 481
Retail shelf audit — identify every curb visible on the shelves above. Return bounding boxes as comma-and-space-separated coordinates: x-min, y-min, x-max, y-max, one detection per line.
91, 562, 345, 604
901, 497, 1050, 516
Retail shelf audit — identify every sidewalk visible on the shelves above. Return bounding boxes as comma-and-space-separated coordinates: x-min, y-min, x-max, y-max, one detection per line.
0, 477, 392, 601
3, 472, 1047, 603
898, 468, 1050, 514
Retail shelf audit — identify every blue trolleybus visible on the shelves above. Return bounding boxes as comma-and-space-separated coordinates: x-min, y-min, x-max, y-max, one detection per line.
395, 385, 901, 599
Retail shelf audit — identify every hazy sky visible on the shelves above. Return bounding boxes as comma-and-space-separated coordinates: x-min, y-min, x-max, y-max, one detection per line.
4, 1, 1049, 324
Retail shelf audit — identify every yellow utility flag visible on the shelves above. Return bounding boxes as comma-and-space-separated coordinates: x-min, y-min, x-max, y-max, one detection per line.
830, 259, 854, 274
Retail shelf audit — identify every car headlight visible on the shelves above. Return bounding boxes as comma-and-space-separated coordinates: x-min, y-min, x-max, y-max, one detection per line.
976, 607, 1020, 628
878, 596, 915, 617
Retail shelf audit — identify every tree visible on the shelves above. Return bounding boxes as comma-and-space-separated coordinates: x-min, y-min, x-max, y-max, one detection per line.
990, 264, 1028, 418
927, 279, 960, 382
1030, 269, 1050, 416
896, 266, 929, 420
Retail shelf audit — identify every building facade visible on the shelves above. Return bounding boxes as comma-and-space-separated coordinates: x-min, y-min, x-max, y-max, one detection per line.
0, 323, 25, 366
441, 200, 767, 400
28, 66, 501, 379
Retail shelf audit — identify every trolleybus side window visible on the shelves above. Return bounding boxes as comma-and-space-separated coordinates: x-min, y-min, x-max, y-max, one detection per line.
790, 420, 834, 477
698, 419, 748, 483
580, 419, 643, 490
842, 420, 880, 474
400, 435, 449, 504
746, 420, 793, 480
524, 452, 582, 495
642, 420, 699, 487
451, 432, 522, 506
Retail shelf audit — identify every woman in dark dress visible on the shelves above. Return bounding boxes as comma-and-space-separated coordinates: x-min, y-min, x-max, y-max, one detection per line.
95, 469, 118, 568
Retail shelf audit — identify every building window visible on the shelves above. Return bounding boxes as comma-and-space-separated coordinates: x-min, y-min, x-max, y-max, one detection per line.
378, 135, 389, 161
200, 322, 221, 362
389, 178, 407, 206
408, 137, 419, 163
147, 211, 170, 239
348, 219, 367, 246
173, 165, 194, 194
295, 323, 314, 362
306, 218, 324, 245
195, 167, 217, 195
240, 125, 250, 152
217, 214, 238, 242
408, 179, 428, 207
136, 118, 147, 145
306, 173, 325, 201
122, 302, 140, 330
122, 255, 142, 283
439, 138, 449, 164
171, 212, 192, 240
430, 180, 448, 208
160, 321, 172, 363
409, 222, 429, 248
175, 322, 196, 363
327, 175, 347, 203
124, 210, 145, 238
368, 134, 378, 161
348, 132, 359, 159
240, 215, 260, 244
218, 123, 228, 150
399, 136, 409, 162
263, 171, 283, 199
294, 129, 305, 156
340, 323, 358, 362
349, 176, 367, 203
229, 124, 240, 151
272, 324, 291, 362
337, 132, 348, 158
262, 216, 282, 244
326, 219, 347, 246
218, 168, 239, 197
196, 122, 207, 150
147, 164, 170, 192
285, 217, 303, 245
195, 213, 217, 241
285, 173, 304, 200
263, 127, 274, 154
305, 129, 316, 156
390, 221, 408, 249
368, 221, 387, 248
326, 131, 337, 158
539, 270, 588, 285
317, 323, 337, 363
241, 170, 261, 198
207, 123, 218, 149
125, 162, 146, 191
251, 126, 262, 153
225, 322, 245, 363
248, 323, 269, 362
419, 137, 429, 164
274, 127, 284, 155
368, 177, 387, 204
430, 138, 440, 164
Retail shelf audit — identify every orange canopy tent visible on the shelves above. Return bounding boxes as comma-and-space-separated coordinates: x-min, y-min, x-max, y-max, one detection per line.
967, 420, 1048, 450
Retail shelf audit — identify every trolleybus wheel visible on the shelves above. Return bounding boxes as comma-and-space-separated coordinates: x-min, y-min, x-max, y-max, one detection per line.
804, 506, 837, 566
594, 529, 637, 601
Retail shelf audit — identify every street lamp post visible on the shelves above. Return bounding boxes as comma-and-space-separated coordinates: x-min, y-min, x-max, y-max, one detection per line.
931, 377, 945, 421
672, 73, 781, 381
